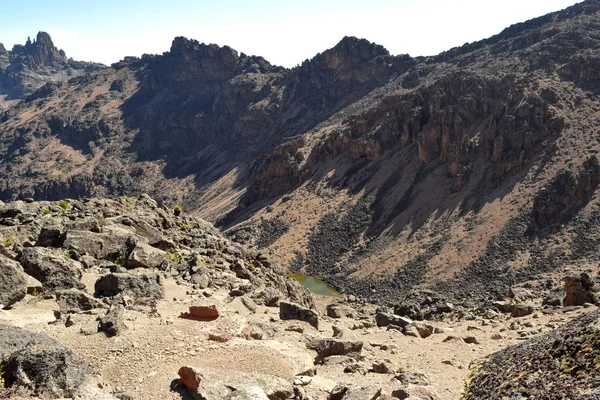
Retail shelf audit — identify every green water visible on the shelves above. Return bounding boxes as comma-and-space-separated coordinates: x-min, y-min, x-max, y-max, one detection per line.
287, 273, 340, 297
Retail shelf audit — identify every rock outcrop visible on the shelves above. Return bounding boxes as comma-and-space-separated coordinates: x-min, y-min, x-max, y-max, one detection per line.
0, 254, 27, 308
462, 309, 600, 400
3, 2, 600, 308
563, 273, 598, 306
0, 32, 104, 108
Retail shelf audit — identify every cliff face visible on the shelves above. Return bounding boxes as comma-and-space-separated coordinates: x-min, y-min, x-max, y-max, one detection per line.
0, 32, 104, 108
3, 2, 600, 303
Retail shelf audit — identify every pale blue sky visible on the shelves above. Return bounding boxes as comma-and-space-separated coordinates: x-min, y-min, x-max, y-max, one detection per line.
0, 0, 582, 67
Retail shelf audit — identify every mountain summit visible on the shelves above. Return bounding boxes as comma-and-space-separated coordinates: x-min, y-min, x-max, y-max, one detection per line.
0, 31, 104, 108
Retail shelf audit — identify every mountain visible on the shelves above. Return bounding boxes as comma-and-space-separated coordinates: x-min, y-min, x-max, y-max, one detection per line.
0, 31, 105, 109
2, 1, 600, 305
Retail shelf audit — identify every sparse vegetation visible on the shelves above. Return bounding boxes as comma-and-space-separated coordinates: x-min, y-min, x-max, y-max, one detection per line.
59, 200, 69, 209
43, 209, 52, 216
166, 252, 180, 264
63, 251, 71, 259
174, 205, 182, 216
2, 236, 14, 247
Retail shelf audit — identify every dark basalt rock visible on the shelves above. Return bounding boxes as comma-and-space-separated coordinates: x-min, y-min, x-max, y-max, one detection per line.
0, 324, 95, 398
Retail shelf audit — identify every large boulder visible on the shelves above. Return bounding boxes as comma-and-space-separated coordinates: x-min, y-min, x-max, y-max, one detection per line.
63, 230, 129, 261
563, 273, 598, 306
0, 324, 95, 398
94, 272, 164, 300
0, 254, 27, 308
462, 309, 600, 399
178, 366, 293, 400
279, 301, 319, 329
126, 242, 167, 269
55, 288, 106, 314
16, 247, 84, 290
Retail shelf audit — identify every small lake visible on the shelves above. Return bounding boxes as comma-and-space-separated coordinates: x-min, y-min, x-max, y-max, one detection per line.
287, 273, 340, 297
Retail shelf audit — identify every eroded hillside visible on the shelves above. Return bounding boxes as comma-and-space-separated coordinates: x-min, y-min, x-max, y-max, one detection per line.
2, 1, 600, 303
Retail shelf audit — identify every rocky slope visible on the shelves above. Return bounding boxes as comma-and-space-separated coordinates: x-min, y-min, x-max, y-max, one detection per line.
0, 196, 598, 400
463, 308, 600, 400
2, 2, 600, 305
0, 32, 104, 109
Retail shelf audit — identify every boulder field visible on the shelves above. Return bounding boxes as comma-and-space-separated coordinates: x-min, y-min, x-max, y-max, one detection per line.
0, 195, 598, 399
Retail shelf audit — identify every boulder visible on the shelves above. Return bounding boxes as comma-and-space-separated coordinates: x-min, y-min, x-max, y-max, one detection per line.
563, 273, 598, 306
508, 286, 532, 301
185, 304, 220, 320
329, 385, 381, 400
35, 220, 66, 247
55, 288, 106, 314
375, 312, 413, 328
178, 366, 292, 400
314, 339, 363, 362
63, 230, 129, 261
94, 272, 164, 300
127, 242, 167, 269
99, 305, 126, 336
0, 254, 27, 308
0, 325, 95, 398
16, 246, 84, 290
254, 287, 281, 307
326, 303, 356, 318
511, 304, 534, 318
392, 384, 440, 400
279, 301, 319, 329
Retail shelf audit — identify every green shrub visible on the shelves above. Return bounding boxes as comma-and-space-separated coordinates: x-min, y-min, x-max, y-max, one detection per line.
174, 205, 182, 216
248, 263, 256, 271
58, 200, 69, 210
43, 209, 52, 216
2, 236, 14, 247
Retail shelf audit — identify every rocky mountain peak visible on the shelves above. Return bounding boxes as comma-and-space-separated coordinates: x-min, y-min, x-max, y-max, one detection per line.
9, 31, 68, 70
0, 43, 7, 66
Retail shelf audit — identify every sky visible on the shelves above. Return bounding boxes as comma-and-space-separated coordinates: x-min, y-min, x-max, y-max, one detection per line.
0, 0, 583, 68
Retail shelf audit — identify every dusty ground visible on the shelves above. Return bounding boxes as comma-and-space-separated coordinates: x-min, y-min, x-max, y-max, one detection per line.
0, 272, 592, 400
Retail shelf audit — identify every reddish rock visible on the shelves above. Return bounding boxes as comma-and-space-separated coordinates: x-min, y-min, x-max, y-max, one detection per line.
185, 304, 220, 320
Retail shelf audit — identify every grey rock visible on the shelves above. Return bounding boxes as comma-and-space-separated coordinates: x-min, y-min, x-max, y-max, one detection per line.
17, 246, 84, 290
99, 305, 126, 336
94, 272, 164, 300
376, 312, 413, 328
314, 339, 363, 362
0, 254, 27, 308
178, 365, 292, 400
326, 303, 356, 318
0, 324, 95, 398
279, 301, 318, 329
127, 242, 167, 269
55, 288, 106, 314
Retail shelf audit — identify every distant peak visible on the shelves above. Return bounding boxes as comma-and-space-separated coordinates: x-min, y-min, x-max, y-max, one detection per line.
331, 36, 389, 57
35, 32, 54, 47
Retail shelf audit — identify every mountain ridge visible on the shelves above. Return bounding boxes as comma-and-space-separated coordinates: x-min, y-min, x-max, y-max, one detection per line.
1, 1, 600, 305
0, 31, 105, 109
